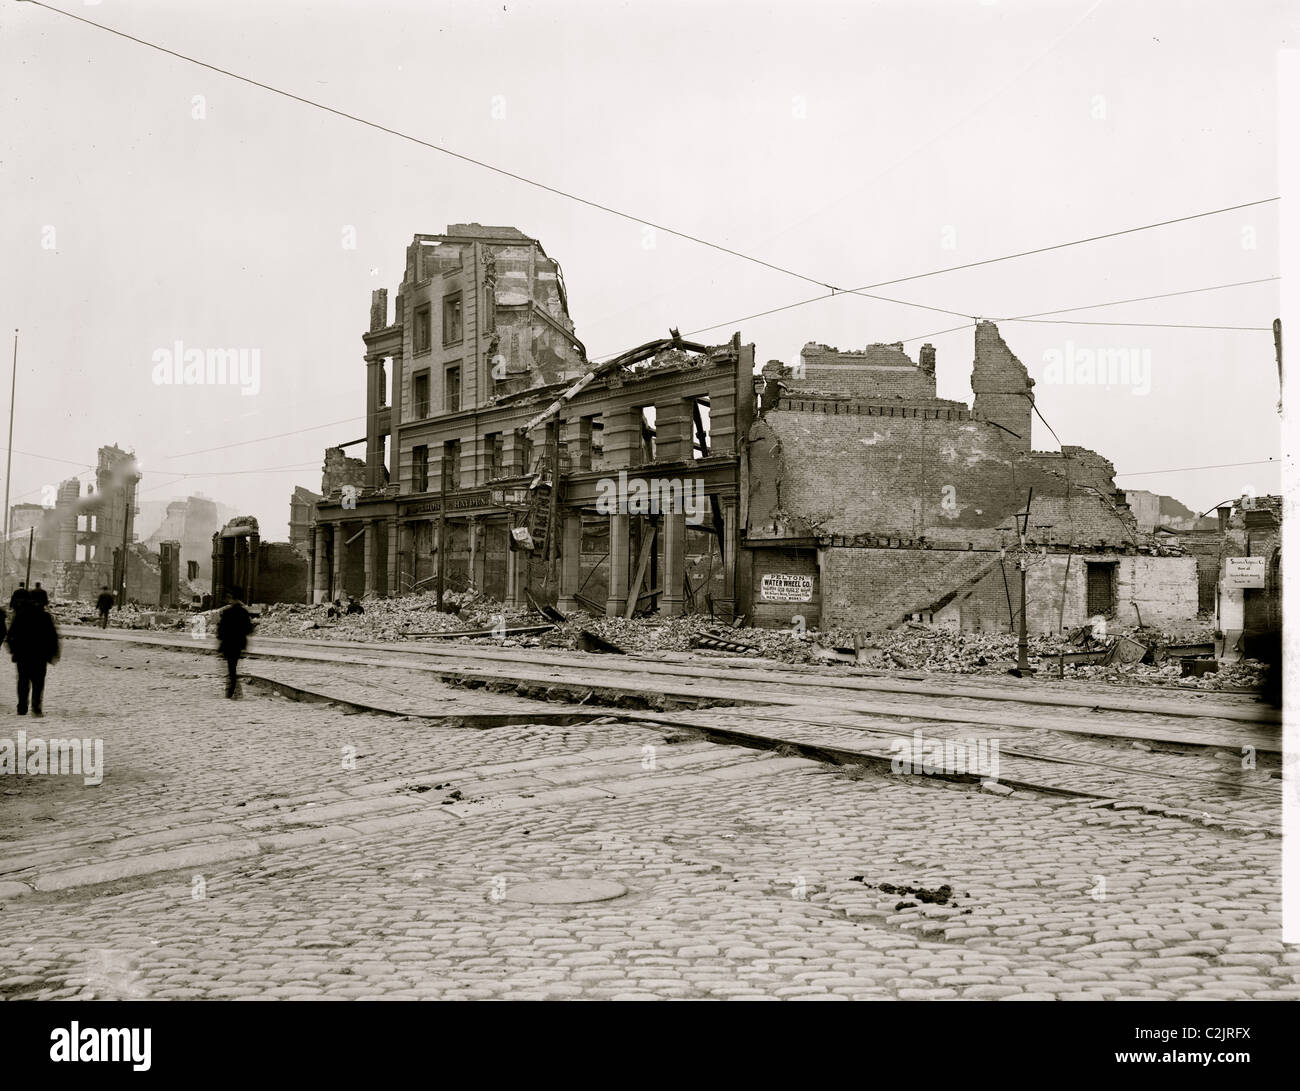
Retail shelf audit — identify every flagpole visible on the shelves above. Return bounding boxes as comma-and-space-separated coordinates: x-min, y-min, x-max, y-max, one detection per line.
3, 329, 17, 599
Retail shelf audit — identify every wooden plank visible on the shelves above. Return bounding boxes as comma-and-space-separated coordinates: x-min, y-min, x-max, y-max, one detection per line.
625, 526, 657, 620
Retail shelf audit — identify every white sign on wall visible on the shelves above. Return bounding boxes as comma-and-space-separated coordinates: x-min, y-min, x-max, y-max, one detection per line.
761, 573, 814, 602
1222, 556, 1266, 589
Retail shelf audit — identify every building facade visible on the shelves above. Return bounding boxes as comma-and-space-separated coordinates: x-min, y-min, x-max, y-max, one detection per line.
306, 229, 1200, 636
308, 225, 754, 616
744, 323, 1199, 633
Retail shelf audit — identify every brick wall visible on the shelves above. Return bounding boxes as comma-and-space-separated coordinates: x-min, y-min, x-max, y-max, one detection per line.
749, 547, 820, 628
818, 547, 1196, 633
748, 409, 1136, 547
791, 342, 937, 400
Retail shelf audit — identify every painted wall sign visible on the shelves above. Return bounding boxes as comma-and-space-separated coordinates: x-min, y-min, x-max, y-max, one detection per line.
761, 573, 814, 602
1222, 556, 1266, 589
403, 490, 490, 516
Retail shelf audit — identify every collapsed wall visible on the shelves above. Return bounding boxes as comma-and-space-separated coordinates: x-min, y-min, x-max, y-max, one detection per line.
744, 322, 1191, 633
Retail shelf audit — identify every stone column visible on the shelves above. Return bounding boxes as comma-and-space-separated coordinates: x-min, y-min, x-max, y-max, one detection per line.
386, 516, 399, 597
558, 512, 582, 614
661, 511, 686, 615
654, 398, 691, 461
364, 356, 386, 489
363, 519, 378, 598
606, 513, 630, 616
468, 518, 487, 592
505, 534, 522, 607
719, 499, 737, 620
308, 526, 318, 604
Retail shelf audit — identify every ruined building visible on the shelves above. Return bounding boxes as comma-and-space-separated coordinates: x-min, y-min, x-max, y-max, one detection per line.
288, 486, 322, 556
305, 227, 1200, 636
308, 225, 752, 613
747, 323, 1198, 632
46, 445, 144, 602
142, 494, 228, 587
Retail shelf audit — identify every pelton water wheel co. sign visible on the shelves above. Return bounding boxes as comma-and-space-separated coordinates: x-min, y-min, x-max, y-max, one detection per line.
760, 573, 814, 603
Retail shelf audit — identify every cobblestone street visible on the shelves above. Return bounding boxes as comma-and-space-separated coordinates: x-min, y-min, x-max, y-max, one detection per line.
0, 639, 1293, 1001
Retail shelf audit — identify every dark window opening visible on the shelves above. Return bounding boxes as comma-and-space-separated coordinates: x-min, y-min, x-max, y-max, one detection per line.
412, 370, 430, 419
412, 445, 429, 492
443, 292, 463, 345
487, 433, 504, 480
1086, 561, 1117, 618
444, 365, 461, 413
690, 397, 711, 459
413, 304, 432, 354
639, 406, 657, 464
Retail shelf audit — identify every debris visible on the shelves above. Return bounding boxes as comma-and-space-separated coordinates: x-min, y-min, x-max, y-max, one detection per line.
574, 629, 626, 655
1105, 634, 1149, 666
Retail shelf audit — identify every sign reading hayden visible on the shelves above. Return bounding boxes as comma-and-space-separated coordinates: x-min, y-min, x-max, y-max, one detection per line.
1222, 556, 1267, 589
761, 573, 813, 602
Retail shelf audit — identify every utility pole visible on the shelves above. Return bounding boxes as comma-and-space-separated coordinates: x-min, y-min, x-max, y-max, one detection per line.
1009, 488, 1036, 678
117, 460, 139, 607
436, 448, 447, 611
3, 330, 17, 598
1274, 318, 1283, 415
25, 525, 33, 587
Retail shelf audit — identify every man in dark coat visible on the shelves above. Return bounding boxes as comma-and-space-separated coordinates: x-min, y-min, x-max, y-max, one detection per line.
216, 589, 254, 699
30, 582, 49, 609
96, 586, 114, 628
9, 581, 29, 611
6, 599, 59, 717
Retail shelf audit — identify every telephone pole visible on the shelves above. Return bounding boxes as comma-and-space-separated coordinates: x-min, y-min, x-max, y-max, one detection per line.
1009, 488, 1037, 678
436, 450, 447, 611
1274, 318, 1283, 414
3, 329, 17, 598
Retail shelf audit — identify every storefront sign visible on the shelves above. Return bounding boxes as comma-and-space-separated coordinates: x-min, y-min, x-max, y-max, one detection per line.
1222, 556, 1266, 589
760, 573, 814, 602
404, 490, 490, 516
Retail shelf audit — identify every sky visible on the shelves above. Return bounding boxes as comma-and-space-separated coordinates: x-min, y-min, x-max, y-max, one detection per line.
1, 0, 1294, 540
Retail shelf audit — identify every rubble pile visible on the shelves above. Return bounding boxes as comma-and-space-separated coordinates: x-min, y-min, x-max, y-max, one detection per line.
49, 586, 1267, 693
827, 621, 1263, 692
49, 600, 190, 631
252, 590, 533, 643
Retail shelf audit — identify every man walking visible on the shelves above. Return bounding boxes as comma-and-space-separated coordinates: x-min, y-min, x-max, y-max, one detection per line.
30, 582, 49, 609
6, 598, 59, 717
96, 586, 114, 629
9, 581, 29, 611
216, 588, 254, 699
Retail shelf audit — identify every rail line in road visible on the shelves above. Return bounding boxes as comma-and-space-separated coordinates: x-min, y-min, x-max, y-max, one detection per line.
65, 626, 1281, 753
231, 659, 1279, 834
54, 627, 1279, 835
63, 626, 1276, 723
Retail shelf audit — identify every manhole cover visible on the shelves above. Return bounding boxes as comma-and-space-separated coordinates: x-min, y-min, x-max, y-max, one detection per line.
503, 879, 627, 904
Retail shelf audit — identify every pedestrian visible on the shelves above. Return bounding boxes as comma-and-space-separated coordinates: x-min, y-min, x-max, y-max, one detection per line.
216, 587, 254, 699
5, 598, 59, 717
346, 596, 364, 615
9, 581, 29, 611
30, 582, 49, 609
96, 586, 114, 629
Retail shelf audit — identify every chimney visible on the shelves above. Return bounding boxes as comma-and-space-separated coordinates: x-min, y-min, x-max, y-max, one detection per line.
369, 288, 388, 333
919, 343, 936, 376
